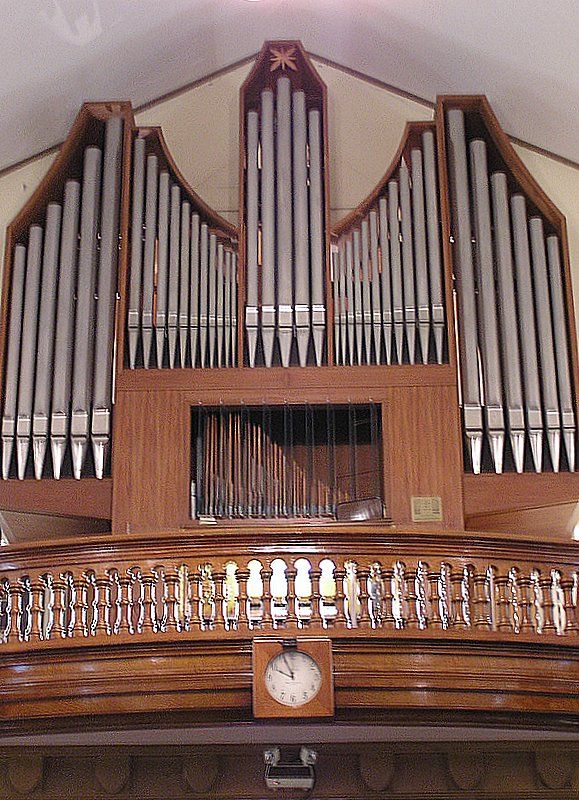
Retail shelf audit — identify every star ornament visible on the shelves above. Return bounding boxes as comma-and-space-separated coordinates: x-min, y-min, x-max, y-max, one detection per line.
269, 46, 298, 72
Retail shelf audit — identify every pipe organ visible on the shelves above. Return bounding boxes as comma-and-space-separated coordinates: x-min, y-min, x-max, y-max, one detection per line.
0, 43, 576, 547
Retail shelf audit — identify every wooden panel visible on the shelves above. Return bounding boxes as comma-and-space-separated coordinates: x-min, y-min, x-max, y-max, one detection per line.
464, 472, 579, 518
0, 511, 110, 543
0, 637, 576, 725
383, 384, 463, 528
466, 503, 579, 540
111, 390, 188, 533
0, 478, 111, 519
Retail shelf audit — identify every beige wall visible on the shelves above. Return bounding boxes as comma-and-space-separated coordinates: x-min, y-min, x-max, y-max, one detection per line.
0, 57, 576, 329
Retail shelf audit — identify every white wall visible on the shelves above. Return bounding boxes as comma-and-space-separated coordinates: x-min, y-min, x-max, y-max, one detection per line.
0, 57, 576, 330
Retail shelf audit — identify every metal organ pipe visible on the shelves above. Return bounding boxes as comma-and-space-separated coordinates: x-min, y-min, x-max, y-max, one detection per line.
51, 180, 81, 479
243, 79, 327, 367
2, 114, 125, 481
445, 105, 576, 474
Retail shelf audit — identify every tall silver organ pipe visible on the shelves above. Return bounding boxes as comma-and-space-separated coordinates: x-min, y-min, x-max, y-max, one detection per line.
244, 78, 327, 367
2, 113, 124, 480
445, 106, 576, 474
333, 128, 446, 368
126, 134, 238, 370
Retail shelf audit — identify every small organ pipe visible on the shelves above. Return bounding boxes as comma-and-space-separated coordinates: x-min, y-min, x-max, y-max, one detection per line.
276, 76, 293, 368
308, 108, 326, 366
422, 130, 444, 364
369, 210, 382, 363
511, 194, 543, 471
71, 146, 101, 479
33, 202, 62, 479
446, 109, 482, 473
411, 148, 431, 364
189, 214, 200, 367
491, 172, 525, 473
16, 226, 43, 480
155, 170, 170, 368
546, 235, 575, 471
293, 90, 310, 367
245, 110, 259, 367
378, 197, 392, 364
92, 115, 123, 479
352, 230, 363, 365
529, 217, 561, 471
331, 245, 340, 362
399, 159, 416, 364
141, 153, 158, 369
388, 181, 404, 365
2, 245, 26, 479
224, 249, 232, 367
208, 233, 217, 368
337, 241, 347, 365
345, 238, 355, 366
51, 180, 80, 479
260, 89, 276, 367
217, 242, 225, 367
361, 218, 372, 364
127, 136, 145, 369
199, 223, 209, 367
469, 139, 504, 473
167, 183, 181, 368
232, 252, 238, 367
179, 201, 191, 367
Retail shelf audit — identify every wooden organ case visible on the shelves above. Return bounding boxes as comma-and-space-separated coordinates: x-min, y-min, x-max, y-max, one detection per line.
0, 42, 577, 730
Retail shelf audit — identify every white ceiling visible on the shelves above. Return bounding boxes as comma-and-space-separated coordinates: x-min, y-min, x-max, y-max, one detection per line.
1, 0, 578, 173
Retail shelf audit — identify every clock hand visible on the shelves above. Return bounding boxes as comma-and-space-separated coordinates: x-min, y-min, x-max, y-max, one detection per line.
281, 653, 295, 680
275, 666, 293, 679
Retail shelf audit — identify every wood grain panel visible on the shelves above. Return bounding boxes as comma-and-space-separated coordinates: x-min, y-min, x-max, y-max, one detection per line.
383, 384, 463, 528
0, 478, 111, 519
111, 391, 188, 533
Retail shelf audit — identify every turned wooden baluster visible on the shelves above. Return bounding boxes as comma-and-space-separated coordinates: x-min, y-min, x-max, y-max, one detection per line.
508, 568, 521, 634
106, 570, 121, 635
343, 560, 361, 629
262, 566, 273, 628
8, 580, 23, 642
367, 562, 384, 628
116, 569, 134, 635
140, 570, 158, 633
449, 567, 467, 629
472, 567, 491, 629
29, 577, 45, 640
415, 562, 429, 630
494, 571, 512, 632
83, 572, 98, 636
188, 568, 201, 631
198, 563, 216, 631
438, 563, 451, 630
70, 573, 89, 637
405, 566, 420, 629
153, 566, 168, 633
550, 570, 566, 635
381, 567, 396, 628
128, 567, 145, 634
425, 568, 441, 629
223, 561, 240, 631
392, 561, 406, 629
286, 566, 298, 628
48, 573, 66, 638
539, 573, 556, 634
164, 568, 182, 632
486, 566, 497, 631
93, 571, 112, 636
357, 566, 371, 628
517, 573, 535, 634
177, 564, 191, 632
560, 575, 578, 635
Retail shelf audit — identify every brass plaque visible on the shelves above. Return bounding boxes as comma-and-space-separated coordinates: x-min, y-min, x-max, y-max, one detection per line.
411, 496, 443, 522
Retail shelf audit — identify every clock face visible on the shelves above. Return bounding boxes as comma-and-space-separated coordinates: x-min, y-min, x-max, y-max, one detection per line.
265, 649, 322, 707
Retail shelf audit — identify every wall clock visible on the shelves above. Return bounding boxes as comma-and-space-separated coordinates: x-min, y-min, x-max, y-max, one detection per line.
252, 638, 334, 718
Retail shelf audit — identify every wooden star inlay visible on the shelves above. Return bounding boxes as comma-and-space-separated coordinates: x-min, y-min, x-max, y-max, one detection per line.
269, 46, 298, 72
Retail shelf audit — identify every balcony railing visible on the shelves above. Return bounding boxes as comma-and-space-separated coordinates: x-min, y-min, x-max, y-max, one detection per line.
1, 532, 577, 649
